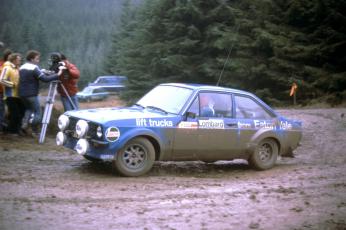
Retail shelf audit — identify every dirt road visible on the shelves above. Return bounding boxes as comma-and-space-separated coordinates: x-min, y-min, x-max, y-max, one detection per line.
0, 108, 345, 230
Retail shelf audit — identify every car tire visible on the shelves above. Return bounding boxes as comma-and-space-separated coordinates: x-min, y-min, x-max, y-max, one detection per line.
113, 137, 155, 177
249, 138, 278, 170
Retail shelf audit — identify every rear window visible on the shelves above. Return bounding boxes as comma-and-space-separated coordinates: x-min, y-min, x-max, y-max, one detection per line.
234, 95, 272, 119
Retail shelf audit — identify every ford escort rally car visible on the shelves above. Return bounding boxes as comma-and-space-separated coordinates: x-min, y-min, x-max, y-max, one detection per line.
56, 83, 302, 176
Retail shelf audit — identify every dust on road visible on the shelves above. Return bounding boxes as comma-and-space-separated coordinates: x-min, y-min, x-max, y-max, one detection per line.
0, 108, 346, 230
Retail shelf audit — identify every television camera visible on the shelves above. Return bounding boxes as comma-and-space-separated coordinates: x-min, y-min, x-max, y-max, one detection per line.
48, 52, 68, 79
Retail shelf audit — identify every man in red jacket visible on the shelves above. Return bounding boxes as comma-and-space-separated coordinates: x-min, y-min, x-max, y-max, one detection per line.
49, 53, 80, 111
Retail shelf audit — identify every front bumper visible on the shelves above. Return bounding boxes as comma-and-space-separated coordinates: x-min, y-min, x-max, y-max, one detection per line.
56, 132, 114, 161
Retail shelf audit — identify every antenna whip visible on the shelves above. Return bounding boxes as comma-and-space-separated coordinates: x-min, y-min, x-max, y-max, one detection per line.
216, 24, 240, 86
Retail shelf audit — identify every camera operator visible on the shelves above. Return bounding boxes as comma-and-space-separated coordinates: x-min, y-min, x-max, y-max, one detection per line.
19, 50, 63, 137
49, 52, 80, 111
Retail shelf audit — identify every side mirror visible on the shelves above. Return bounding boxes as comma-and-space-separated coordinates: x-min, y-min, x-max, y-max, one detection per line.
184, 111, 196, 120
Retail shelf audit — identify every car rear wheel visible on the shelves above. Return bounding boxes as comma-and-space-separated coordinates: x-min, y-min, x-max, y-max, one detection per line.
113, 137, 155, 177
249, 138, 278, 170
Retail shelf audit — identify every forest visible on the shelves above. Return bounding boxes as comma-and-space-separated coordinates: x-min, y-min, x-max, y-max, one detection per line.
1, 0, 346, 106
0, 0, 133, 86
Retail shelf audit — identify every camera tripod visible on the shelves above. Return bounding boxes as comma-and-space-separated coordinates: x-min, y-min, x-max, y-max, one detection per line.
39, 80, 76, 144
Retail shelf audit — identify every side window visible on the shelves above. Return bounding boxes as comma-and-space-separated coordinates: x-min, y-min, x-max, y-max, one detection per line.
187, 92, 232, 118
97, 88, 106, 93
234, 95, 272, 119
210, 93, 232, 118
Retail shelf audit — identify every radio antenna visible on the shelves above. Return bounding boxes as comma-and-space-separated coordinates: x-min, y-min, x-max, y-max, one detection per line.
216, 24, 240, 86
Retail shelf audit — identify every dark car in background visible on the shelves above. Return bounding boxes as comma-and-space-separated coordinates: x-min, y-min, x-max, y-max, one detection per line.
88, 75, 127, 94
76, 86, 109, 102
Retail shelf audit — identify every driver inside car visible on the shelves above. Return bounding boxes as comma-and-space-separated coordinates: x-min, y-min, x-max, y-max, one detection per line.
200, 94, 215, 117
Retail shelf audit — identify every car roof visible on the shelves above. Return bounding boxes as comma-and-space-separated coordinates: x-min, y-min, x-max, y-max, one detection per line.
97, 75, 127, 79
160, 83, 278, 116
160, 83, 252, 96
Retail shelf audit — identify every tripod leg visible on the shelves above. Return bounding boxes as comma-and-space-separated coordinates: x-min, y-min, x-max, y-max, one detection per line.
39, 81, 58, 144
60, 84, 77, 110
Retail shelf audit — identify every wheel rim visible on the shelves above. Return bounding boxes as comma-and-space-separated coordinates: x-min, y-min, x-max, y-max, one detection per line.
258, 143, 272, 162
122, 144, 147, 170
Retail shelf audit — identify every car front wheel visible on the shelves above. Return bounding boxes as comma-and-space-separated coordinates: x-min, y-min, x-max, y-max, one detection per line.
113, 137, 155, 177
249, 138, 278, 170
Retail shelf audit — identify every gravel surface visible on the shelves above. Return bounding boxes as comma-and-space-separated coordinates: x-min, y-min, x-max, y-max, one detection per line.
0, 108, 345, 230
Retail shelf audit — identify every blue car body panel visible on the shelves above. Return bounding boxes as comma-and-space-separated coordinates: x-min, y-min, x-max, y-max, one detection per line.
58, 83, 302, 162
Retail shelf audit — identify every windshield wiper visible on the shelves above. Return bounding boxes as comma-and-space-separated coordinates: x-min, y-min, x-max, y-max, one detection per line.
146, 105, 168, 114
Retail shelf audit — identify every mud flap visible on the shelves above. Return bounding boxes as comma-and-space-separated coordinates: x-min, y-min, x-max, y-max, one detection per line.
281, 147, 295, 158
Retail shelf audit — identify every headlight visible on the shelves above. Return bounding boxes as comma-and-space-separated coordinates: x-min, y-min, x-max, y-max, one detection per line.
58, 115, 69, 131
76, 120, 89, 138
56, 131, 66, 146
75, 139, 89, 155
96, 126, 103, 138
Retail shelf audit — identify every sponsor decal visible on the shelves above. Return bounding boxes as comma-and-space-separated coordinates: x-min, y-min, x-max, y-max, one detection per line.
199, 119, 225, 129
237, 121, 252, 129
254, 120, 275, 130
280, 121, 292, 130
105, 127, 120, 142
136, 118, 173, 127
178, 121, 198, 129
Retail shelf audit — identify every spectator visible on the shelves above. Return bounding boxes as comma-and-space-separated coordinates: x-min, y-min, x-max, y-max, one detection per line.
19, 50, 63, 137
0, 49, 12, 134
0, 53, 25, 136
49, 53, 80, 111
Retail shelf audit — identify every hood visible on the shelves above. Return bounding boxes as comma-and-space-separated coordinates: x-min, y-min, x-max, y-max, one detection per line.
65, 106, 175, 124
76, 92, 90, 96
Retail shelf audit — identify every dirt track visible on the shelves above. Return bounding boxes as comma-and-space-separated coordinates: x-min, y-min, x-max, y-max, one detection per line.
0, 108, 346, 230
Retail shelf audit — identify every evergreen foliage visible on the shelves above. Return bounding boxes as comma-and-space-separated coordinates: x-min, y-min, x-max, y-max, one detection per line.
1, 0, 345, 106
0, 0, 127, 87
107, 0, 346, 106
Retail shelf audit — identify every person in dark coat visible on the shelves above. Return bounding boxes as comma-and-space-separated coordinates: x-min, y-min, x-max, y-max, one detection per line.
19, 50, 63, 136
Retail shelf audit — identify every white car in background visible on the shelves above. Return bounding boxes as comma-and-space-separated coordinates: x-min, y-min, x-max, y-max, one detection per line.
76, 86, 109, 102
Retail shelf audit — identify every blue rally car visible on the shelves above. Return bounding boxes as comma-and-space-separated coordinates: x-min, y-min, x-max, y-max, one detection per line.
56, 83, 302, 176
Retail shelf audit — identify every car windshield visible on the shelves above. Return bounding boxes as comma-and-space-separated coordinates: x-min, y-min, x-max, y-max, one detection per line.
136, 85, 193, 114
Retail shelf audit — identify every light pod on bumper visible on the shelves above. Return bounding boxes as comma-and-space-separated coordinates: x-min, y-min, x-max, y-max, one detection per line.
56, 132, 66, 146
75, 139, 89, 155
58, 115, 69, 131
76, 120, 89, 138
96, 126, 103, 138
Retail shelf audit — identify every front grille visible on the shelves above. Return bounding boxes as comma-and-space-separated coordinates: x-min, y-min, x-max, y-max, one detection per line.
66, 117, 101, 140
67, 117, 78, 131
